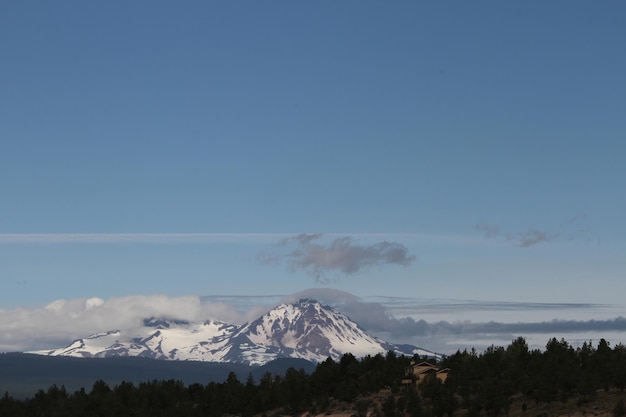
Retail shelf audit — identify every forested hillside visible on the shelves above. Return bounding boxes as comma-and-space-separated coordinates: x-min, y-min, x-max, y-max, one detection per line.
1, 337, 626, 417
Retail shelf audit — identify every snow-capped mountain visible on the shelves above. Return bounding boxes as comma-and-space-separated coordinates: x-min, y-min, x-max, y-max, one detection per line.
220, 299, 423, 365
34, 318, 239, 362
32, 299, 435, 365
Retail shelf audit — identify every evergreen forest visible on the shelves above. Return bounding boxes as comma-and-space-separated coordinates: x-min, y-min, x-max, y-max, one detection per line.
2, 337, 626, 417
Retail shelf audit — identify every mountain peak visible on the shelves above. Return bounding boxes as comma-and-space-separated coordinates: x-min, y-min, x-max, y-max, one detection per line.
30, 299, 436, 365
222, 298, 404, 365
293, 298, 325, 306
142, 317, 190, 329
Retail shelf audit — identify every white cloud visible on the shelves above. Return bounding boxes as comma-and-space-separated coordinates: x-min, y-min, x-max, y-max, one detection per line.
0, 294, 242, 352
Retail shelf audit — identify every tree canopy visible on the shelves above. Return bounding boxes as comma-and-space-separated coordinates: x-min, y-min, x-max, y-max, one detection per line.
2, 337, 626, 417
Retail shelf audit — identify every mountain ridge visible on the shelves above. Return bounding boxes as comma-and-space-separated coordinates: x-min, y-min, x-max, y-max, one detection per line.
31, 298, 436, 365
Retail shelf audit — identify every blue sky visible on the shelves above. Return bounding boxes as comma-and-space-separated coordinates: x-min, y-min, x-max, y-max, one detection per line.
1, 2, 625, 351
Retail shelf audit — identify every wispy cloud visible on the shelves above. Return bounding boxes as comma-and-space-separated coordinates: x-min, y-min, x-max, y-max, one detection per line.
258, 234, 416, 282
0, 232, 424, 245
475, 214, 593, 248
516, 229, 551, 247
476, 224, 555, 247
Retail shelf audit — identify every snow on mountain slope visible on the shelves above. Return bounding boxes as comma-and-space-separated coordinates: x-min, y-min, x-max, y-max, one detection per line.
32, 319, 238, 361
31, 299, 437, 365
221, 299, 403, 365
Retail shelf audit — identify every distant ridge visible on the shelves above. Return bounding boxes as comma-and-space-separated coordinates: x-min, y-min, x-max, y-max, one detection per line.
0, 352, 316, 399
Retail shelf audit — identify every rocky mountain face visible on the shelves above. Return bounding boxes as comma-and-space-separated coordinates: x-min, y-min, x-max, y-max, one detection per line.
32, 299, 435, 365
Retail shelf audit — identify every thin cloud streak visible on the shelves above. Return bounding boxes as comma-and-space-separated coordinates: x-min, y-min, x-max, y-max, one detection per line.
0, 233, 292, 244
0, 233, 426, 245
0, 232, 493, 246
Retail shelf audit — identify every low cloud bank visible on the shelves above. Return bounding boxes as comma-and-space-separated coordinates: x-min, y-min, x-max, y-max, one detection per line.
0, 295, 241, 352
335, 299, 626, 354
277, 289, 626, 354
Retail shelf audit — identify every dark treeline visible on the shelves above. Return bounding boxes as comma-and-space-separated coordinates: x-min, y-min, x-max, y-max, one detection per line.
1, 337, 626, 417
0, 351, 407, 417
440, 337, 626, 417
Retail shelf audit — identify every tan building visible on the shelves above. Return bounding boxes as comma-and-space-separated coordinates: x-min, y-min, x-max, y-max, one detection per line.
402, 361, 450, 386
